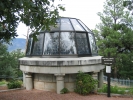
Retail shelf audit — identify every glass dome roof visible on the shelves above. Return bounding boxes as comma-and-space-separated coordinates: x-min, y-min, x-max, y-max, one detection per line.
26, 17, 98, 57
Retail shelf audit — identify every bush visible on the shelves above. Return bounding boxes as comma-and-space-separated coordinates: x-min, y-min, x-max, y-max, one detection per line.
129, 88, 133, 95
74, 71, 98, 95
7, 80, 22, 89
98, 84, 107, 93
98, 84, 127, 95
0, 79, 7, 86
60, 88, 69, 94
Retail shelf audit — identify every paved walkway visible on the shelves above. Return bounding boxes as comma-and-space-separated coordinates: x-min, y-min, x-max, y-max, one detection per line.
0, 89, 133, 100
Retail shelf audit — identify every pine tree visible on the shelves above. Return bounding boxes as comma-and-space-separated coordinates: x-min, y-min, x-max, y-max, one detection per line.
93, 0, 133, 79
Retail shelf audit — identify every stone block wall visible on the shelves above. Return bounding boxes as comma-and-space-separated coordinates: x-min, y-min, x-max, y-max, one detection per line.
33, 73, 77, 91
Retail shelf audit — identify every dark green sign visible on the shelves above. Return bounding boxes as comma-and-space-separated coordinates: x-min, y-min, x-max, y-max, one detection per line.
102, 57, 115, 65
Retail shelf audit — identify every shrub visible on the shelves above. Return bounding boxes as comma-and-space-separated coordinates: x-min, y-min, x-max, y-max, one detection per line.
60, 88, 69, 94
0, 79, 7, 86
74, 71, 98, 95
98, 84, 128, 95
98, 84, 107, 93
129, 88, 133, 95
7, 80, 22, 89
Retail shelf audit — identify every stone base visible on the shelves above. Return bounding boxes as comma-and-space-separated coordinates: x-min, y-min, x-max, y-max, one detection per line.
33, 74, 76, 92
20, 56, 105, 93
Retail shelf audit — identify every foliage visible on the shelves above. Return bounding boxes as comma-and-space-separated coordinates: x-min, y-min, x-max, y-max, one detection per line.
0, 79, 7, 86
93, 0, 133, 79
98, 84, 107, 93
0, 43, 24, 78
129, 88, 133, 95
74, 71, 98, 95
98, 84, 133, 95
0, 43, 11, 76
0, 0, 65, 42
123, 0, 133, 11
60, 87, 69, 94
94, 0, 125, 56
118, 53, 133, 79
7, 80, 22, 89
8, 49, 24, 78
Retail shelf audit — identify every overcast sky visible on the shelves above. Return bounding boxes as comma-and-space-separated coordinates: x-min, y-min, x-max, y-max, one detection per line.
17, 0, 105, 38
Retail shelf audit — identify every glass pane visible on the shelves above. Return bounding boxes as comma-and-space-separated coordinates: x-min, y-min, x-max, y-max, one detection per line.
78, 20, 92, 32
26, 37, 33, 55
60, 32, 77, 54
76, 33, 89, 54
32, 34, 44, 55
88, 33, 97, 54
50, 19, 60, 31
70, 19, 85, 31
43, 32, 59, 55
61, 18, 73, 31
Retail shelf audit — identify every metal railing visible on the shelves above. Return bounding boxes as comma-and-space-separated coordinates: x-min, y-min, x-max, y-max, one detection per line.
104, 76, 133, 87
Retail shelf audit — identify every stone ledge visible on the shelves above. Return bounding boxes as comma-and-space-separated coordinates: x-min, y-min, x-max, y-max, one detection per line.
20, 64, 105, 74
19, 56, 102, 66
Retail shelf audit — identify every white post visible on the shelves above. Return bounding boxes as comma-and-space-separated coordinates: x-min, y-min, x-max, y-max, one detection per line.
25, 72, 33, 90
55, 74, 65, 94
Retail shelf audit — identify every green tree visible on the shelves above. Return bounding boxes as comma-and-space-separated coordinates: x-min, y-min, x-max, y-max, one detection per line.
93, 0, 133, 78
123, 0, 133, 12
115, 24, 133, 79
0, 42, 10, 76
0, 43, 24, 78
0, 0, 65, 42
8, 49, 25, 78
119, 53, 133, 79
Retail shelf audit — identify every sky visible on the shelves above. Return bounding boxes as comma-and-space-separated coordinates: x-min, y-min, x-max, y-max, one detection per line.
17, 0, 106, 38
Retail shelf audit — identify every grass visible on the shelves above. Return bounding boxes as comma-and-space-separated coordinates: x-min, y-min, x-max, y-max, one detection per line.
98, 84, 133, 95
0, 80, 7, 86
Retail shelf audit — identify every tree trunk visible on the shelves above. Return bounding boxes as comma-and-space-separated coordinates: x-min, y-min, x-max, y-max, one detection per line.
114, 67, 117, 78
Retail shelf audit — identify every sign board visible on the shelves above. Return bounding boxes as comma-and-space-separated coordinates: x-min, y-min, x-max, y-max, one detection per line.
102, 57, 115, 65
106, 66, 111, 73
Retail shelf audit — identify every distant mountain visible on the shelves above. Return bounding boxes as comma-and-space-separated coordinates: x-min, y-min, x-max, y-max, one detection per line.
8, 38, 26, 52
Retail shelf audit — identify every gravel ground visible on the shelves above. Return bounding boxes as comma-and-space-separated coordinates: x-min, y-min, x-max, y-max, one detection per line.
0, 86, 133, 100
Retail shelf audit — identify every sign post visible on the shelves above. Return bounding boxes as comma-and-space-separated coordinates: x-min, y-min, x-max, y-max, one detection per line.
101, 53, 115, 97
106, 66, 111, 97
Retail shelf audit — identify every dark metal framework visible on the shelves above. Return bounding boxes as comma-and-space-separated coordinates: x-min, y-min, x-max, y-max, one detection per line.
26, 17, 98, 57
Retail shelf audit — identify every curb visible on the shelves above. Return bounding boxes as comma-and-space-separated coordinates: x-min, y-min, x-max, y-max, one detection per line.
98, 93, 133, 98
0, 87, 25, 93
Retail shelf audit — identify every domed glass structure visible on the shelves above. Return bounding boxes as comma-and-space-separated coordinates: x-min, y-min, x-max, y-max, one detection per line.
26, 17, 98, 57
